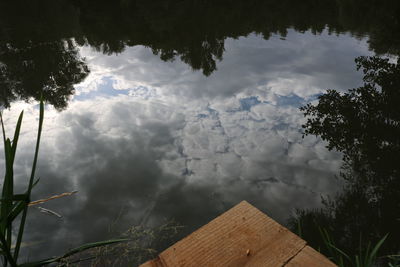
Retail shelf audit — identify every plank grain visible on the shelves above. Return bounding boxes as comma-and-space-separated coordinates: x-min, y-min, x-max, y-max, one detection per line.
140, 201, 336, 266
285, 246, 337, 267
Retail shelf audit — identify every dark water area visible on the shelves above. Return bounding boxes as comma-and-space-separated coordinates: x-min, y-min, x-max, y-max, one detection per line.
0, 0, 399, 265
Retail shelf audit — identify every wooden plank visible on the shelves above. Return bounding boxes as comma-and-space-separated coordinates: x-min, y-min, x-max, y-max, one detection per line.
140, 201, 337, 267
140, 257, 164, 267
151, 201, 307, 267
285, 246, 337, 267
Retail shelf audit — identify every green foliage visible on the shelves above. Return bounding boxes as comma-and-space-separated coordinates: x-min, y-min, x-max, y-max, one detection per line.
292, 218, 394, 267
301, 56, 400, 165
0, 99, 43, 267
296, 56, 400, 258
319, 228, 387, 267
387, 255, 400, 267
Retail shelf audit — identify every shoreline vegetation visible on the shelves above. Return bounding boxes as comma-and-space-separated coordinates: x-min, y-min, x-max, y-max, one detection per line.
1, 0, 400, 110
289, 56, 400, 266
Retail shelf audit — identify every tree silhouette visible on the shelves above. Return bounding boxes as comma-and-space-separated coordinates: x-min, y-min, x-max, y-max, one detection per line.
301, 56, 400, 185
0, 40, 89, 110
0, 0, 86, 109
0, 0, 400, 106
292, 56, 400, 258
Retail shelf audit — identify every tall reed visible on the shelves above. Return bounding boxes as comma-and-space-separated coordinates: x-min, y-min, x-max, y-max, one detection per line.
0, 99, 127, 266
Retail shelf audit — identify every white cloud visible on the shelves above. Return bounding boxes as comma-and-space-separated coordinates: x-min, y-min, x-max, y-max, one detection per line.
1, 30, 370, 259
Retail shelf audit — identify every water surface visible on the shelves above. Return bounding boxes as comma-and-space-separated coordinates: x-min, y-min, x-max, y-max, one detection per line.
0, 0, 399, 264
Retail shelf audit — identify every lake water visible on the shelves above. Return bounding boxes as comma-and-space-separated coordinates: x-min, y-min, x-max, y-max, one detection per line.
1, 0, 399, 265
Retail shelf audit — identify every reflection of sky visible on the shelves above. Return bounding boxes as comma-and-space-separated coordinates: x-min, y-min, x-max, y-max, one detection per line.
1, 30, 371, 261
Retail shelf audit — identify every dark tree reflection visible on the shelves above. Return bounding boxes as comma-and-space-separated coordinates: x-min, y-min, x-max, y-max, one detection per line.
0, 0, 88, 109
71, 0, 400, 75
0, 0, 399, 107
0, 40, 89, 110
291, 56, 400, 258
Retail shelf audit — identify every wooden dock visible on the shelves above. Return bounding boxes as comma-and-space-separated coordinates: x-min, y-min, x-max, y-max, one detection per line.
140, 201, 336, 267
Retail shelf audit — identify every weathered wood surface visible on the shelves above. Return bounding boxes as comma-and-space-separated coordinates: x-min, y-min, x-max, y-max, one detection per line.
140, 201, 336, 267
286, 246, 337, 267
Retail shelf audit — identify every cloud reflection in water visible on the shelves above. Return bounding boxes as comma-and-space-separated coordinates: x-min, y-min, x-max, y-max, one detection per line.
2, 30, 370, 260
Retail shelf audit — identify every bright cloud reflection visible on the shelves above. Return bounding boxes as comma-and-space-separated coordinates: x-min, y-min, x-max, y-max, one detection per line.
1, 30, 370, 260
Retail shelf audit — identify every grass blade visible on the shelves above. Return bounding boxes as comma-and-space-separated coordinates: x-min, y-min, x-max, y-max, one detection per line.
3, 139, 13, 249
19, 239, 129, 267
14, 99, 44, 260
0, 112, 6, 146
327, 242, 351, 262
0, 111, 23, 256
7, 201, 27, 223
10, 112, 23, 163
0, 232, 17, 267
366, 234, 388, 266
1, 140, 12, 233
62, 239, 130, 258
